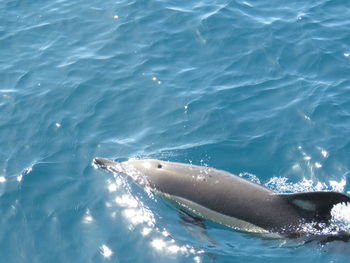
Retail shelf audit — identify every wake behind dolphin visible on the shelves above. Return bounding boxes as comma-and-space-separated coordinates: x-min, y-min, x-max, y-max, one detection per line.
93, 158, 350, 241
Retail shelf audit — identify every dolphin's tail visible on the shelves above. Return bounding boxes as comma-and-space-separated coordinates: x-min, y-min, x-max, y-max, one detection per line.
277, 191, 350, 223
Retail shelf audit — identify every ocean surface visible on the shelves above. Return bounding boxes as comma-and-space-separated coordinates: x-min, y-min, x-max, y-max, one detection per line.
1, 0, 350, 262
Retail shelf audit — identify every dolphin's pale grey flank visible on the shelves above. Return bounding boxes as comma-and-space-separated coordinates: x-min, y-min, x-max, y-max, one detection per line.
93, 158, 350, 241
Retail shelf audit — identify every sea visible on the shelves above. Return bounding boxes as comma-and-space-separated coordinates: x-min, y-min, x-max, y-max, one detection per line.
1, 0, 350, 262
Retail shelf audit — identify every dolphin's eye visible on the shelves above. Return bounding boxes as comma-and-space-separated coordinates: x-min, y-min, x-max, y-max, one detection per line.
157, 164, 162, 169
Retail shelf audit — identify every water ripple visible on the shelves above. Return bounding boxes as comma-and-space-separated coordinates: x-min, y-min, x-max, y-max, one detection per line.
1, 0, 350, 261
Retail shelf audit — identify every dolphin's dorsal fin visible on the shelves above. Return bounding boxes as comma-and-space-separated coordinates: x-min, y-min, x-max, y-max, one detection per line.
277, 191, 350, 223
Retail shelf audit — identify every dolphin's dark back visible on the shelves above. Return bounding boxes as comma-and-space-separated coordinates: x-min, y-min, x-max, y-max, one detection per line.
142, 162, 303, 233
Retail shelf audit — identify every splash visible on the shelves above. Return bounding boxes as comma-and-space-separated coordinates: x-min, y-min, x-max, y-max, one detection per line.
265, 177, 328, 193
331, 203, 350, 232
239, 172, 261, 184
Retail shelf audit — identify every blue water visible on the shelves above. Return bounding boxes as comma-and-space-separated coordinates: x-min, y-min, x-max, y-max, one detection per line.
1, 0, 350, 262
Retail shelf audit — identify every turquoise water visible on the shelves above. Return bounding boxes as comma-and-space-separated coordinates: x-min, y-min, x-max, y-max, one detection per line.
1, 0, 350, 262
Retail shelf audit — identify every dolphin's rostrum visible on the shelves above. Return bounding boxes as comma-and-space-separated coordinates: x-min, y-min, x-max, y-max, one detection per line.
93, 158, 350, 241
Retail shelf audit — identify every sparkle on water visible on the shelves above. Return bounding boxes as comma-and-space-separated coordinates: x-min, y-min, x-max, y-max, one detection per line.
1, 0, 350, 262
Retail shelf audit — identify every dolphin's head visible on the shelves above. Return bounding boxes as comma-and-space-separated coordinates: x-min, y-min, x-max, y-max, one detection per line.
93, 158, 165, 173
93, 158, 186, 188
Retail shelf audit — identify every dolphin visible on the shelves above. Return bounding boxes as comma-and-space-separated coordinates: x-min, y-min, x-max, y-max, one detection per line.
93, 158, 350, 241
